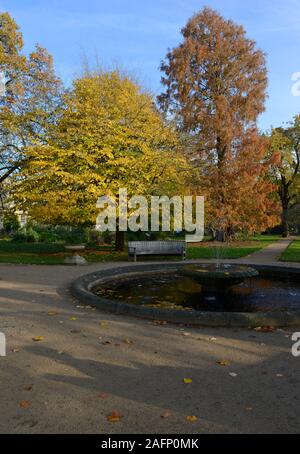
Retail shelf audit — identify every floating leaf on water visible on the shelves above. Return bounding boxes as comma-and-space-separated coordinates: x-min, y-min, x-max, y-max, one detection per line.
254, 326, 276, 333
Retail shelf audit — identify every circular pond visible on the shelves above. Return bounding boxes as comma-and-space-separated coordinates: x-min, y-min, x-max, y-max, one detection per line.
71, 264, 300, 327
95, 269, 299, 314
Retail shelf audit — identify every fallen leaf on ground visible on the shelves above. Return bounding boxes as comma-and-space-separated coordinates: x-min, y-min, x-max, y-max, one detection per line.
106, 412, 123, 423
69, 317, 77, 321
217, 360, 231, 367
245, 407, 253, 411
23, 385, 33, 391
100, 321, 108, 327
122, 338, 133, 345
32, 336, 44, 342
98, 393, 109, 399
229, 373, 238, 377
276, 374, 284, 377
186, 415, 198, 422
183, 378, 193, 384
161, 411, 172, 419
152, 320, 168, 326
182, 332, 191, 337
209, 337, 217, 342
48, 311, 59, 316
20, 400, 30, 409
12, 348, 20, 353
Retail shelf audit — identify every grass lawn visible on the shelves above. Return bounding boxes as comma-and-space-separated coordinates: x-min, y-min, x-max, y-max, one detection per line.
0, 241, 124, 264
0, 235, 281, 265
280, 238, 300, 262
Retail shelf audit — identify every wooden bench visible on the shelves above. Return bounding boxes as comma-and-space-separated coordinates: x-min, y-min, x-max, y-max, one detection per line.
128, 241, 186, 262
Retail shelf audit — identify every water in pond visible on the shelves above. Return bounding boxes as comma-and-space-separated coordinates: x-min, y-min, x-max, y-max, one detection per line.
95, 272, 300, 313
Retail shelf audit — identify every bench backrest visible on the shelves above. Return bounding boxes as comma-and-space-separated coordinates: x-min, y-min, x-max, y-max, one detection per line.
128, 241, 186, 254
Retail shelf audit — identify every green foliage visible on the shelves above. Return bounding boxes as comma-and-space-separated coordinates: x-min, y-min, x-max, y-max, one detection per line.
12, 226, 39, 243
3, 212, 20, 233
63, 227, 89, 245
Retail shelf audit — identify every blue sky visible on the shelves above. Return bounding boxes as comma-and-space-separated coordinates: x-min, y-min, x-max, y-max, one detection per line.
1, 0, 300, 131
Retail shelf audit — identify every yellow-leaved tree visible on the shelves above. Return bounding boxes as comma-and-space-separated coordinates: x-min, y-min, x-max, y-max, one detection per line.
11, 71, 191, 249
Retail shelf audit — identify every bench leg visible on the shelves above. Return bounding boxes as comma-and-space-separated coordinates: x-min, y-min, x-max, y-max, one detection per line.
134, 252, 137, 262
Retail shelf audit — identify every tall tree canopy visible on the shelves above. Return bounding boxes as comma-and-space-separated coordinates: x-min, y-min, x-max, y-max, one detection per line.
159, 7, 279, 236
0, 12, 63, 203
269, 116, 300, 236
11, 71, 190, 247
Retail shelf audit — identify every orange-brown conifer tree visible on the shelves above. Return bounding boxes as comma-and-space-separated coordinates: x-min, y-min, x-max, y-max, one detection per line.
159, 7, 279, 238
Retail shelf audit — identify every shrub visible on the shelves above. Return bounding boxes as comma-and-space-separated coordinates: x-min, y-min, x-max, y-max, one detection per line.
64, 227, 89, 245
101, 230, 114, 245
12, 231, 28, 243
12, 226, 39, 243
3, 213, 21, 234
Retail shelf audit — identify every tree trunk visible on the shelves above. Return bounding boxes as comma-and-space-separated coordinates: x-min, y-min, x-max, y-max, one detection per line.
115, 229, 125, 252
279, 179, 290, 238
215, 229, 226, 242
281, 205, 289, 238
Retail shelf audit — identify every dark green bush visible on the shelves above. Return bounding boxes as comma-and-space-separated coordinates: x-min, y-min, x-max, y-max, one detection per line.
12, 227, 39, 243
3, 213, 21, 234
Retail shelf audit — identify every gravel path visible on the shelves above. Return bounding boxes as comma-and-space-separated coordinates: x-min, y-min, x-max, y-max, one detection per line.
238, 238, 295, 265
0, 262, 299, 434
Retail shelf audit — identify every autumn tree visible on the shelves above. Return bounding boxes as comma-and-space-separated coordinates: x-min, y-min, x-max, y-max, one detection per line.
269, 117, 300, 237
11, 71, 190, 250
159, 7, 279, 238
0, 12, 64, 205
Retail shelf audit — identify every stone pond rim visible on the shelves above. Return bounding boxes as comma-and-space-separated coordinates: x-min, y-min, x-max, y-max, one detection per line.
70, 263, 300, 328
